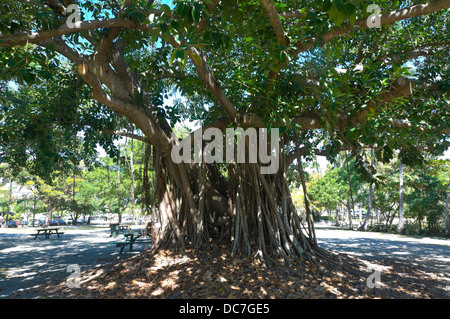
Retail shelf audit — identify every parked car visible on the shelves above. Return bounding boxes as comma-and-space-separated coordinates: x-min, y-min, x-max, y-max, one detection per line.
7, 220, 18, 228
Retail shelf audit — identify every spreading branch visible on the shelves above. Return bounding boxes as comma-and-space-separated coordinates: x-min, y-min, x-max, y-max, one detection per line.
259, 0, 289, 47
295, 0, 450, 55
101, 128, 148, 143
187, 46, 238, 119
268, 0, 450, 79
0, 18, 148, 47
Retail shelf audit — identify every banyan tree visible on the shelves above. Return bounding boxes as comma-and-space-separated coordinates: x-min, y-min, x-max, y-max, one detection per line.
1, 0, 449, 265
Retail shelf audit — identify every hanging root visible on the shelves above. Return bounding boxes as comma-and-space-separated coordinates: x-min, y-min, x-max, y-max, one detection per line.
144, 144, 324, 270
225, 159, 322, 268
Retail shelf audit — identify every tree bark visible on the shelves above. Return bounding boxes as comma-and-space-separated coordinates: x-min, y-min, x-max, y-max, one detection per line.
335, 207, 339, 226
142, 143, 153, 216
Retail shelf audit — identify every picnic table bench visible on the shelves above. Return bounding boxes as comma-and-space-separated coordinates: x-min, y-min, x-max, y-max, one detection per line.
30, 228, 64, 239
112, 232, 149, 254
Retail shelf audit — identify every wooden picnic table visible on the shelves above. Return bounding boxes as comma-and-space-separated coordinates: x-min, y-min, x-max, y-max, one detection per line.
31, 228, 64, 239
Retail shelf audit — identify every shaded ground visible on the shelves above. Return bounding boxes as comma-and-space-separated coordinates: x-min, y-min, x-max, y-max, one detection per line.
0, 226, 149, 298
1, 223, 448, 299
31, 245, 448, 299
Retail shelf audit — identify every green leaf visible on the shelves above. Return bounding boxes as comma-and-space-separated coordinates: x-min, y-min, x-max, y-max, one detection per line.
190, 52, 202, 66
344, 3, 355, 16
160, 4, 171, 16
160, 22, 168, 34
192, 6, 202, 23
322, 0, 332, 12
349, 12, 357, 26
149, 28, 160, 42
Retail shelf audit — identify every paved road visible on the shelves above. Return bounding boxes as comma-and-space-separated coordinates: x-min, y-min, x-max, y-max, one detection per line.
316, 223, 450, 276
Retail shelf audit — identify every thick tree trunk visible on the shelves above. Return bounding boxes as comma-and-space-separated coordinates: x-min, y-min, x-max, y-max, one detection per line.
45, 203, 55, 228
145, 131, 319, 265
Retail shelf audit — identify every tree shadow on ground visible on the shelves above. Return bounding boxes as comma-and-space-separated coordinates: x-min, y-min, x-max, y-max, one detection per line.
33, 244, 449, 299
0, 230, 139, 298
317, 236, 450, 275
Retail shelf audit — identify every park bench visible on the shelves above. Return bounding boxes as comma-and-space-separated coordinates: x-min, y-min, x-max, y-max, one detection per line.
30, 228, 64, 239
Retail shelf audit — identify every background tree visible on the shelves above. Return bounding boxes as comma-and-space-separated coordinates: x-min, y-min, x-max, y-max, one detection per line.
307, 169, 340, 222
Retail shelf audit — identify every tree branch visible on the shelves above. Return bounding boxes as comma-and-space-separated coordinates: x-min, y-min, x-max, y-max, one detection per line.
47, 0, 67, 15
101, 128, 148, 143
241, 76, 450, 138
376, 40, 450, 64
267, 0, 450, 79
259, 0, 289, 47
187, 46, 238, 119
279, 10, 308, 19
37, 36, 84, 64
295, 0, 450, 55
0, 18, 144, 47
196, 0, 220, 33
